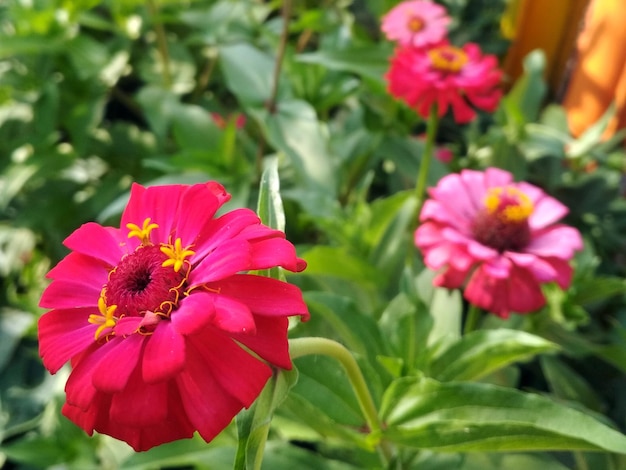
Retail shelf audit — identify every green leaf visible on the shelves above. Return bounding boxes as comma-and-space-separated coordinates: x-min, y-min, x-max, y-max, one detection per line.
378, 292, 433, 373
257, 99, 337, 203
235, 369, 299, 470
296, 46, 392, 84
220, 43, 285, 107
541, 356, 605, 413
503, 49, 547, 125
429, 329, 559, 382
256, 156, 285, 232
381, 376, 626, 453
261, 442, 363, 470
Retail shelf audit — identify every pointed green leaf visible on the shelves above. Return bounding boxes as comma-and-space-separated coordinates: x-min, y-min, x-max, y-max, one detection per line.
381, 376, 626, 453
430, 329, 559, 382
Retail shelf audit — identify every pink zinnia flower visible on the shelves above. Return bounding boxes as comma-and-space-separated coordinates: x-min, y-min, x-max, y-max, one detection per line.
414, 168, 583, 318
38, 181, 309, 451
381, 0, 450, 48
386, 42, 503, 123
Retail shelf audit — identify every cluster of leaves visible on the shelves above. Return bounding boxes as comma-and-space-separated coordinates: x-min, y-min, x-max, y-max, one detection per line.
1, 0, 626, 469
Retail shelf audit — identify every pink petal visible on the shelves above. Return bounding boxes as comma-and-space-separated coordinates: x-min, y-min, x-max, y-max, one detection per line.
505, 266, 547, 313
172, 183, 224, 246
482, 256, 512, 279
190, 238, 251, 284
64, 343, 112, 410
176, 357, 244, 443
525, 225, 583, 258
63, 223, 125, 266
38, 307, 95, 373
207, 274, 309, 318
39, 278, 100, 309
171, 291, 217, 336
138, 184, 184, 243
528, 195, 570, 230
543, 257, 574, 289
249, 237, 304, 272
109, 367, 169, 427
231, 315, 292, 369
142, 322, 186, 383
114, 316, 143, 336
91, 334, 144, 393
212, 294, 257, 334
505, 251, 557, 282
193, 208, 260, 261
187, 332, 271, 406
482, 167, 513, 189
120, 183, 146, 234
434, 265, 468, 288
45, 252, 110, 285
101, 382, 195, 451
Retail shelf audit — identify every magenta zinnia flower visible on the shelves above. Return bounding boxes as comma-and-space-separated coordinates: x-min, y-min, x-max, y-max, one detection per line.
386, 42, 503, 123
414, 168, 583, 318
381, 0, 450, 48
38, 181, 309, 451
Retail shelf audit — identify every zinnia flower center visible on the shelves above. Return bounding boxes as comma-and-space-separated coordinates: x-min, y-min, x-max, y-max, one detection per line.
105, 245, 186, 317
428, 45, 468, 73
407, 15, 425, 32
471, 186, 533, 252
88, 218, 195, 339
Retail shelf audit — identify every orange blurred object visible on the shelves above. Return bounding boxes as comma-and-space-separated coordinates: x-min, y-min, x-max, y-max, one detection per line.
562, 0, 626, 138
502, 0, 590, 94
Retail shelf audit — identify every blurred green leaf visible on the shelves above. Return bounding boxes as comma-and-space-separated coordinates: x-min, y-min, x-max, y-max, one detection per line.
430, 329, 559, 382
381, 376, 626, 453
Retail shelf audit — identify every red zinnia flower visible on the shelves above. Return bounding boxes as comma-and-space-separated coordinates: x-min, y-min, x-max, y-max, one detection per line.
414, 168, 583, 318
381, 0, 451, 49
386, 42, 503, 123
38, 181, 309, 451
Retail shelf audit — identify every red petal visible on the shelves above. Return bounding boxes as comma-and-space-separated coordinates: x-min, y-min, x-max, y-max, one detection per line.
39, 278, 100, 309
38, 307, 95, 373
249, 237, 303, 272
187, 332, 271, 406
212, 294, 256, 334
207, 274, 309, 319
231, 315, 292, 369
109, 366, 168, 427
171, 291, 216, 336
192, 208, 260, 261
176, 359, 243, 443
142, 322, 186, 383
91, 335, 144, 393
190, 238, 251, 284
63, 223, 126, 266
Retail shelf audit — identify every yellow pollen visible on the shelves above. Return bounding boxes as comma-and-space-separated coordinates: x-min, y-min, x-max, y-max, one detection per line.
161, 238, 195, 273
484, 187, 534, 222
407, 16, 424, 32
88, 294, 118, 340
428, 46, 469, 73
127, 218, 159, 245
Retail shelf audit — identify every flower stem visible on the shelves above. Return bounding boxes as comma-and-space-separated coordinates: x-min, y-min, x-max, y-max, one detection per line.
146, 0, 172, 89
289, 337, 393, 463
414, 104, 440, 212
464, 304, 483, 335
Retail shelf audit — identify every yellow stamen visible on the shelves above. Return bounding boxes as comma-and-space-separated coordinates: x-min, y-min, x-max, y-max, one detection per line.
428, 46, 469, 73
127, 218, 159, 245
484, 187, 534, 222
407, 16, 424, 32
161, 238, 195, 273
88, 294, 118, 340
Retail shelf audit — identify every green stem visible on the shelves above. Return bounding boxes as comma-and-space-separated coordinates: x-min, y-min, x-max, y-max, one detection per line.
414, 105, 440, 213
289, 337, 393, 464
146, 0, 172, 89
463, 304, 483, 335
